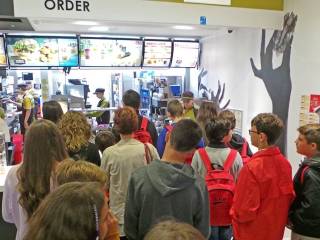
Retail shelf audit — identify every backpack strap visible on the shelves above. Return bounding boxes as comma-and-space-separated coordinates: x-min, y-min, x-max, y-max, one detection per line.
141, 117, 148, 131
198, 148, 213, 171
144, 143, 152, 164
223, 149, 237, 172
300, 166, 310, 185
241, 138, 248, 157
165, 124, 173, 132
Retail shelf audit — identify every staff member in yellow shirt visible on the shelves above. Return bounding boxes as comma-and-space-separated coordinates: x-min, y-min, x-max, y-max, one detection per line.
8, 84, 35, 135
181, 91, 198, 121
87, 88, 110, 125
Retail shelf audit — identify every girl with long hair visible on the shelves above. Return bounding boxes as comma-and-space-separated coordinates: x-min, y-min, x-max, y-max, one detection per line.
196, 101, 219, 145
2, 119, 68, 240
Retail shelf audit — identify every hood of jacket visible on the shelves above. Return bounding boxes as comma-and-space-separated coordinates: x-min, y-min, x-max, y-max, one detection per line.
303, 154, 320, 170
146, 159, 197, 197
230, 133, 246, 149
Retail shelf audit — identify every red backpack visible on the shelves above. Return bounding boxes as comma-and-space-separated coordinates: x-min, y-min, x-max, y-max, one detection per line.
133, 117, 153, 144
241, 138, 251, 164
198, 148, 237, 226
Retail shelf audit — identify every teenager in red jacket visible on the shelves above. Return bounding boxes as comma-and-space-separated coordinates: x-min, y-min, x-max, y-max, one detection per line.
230, 113, 294, 240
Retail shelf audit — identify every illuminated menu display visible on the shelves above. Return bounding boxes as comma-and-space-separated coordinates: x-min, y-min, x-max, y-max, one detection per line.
143, 41, 172, 67
171, 42, 199, 68
6, 37, 78, 67
80, 38, 143, 67
0, 37, 6, 66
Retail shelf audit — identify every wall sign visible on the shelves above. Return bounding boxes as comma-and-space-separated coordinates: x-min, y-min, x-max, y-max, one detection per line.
44, 0, 90, 12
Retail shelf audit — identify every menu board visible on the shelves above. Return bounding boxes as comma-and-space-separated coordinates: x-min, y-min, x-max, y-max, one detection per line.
6, 37, 78, 67
143, 41, 172, 67
80, 38, 143, 67
171, 42, 199, 68
0, 37, 6, 66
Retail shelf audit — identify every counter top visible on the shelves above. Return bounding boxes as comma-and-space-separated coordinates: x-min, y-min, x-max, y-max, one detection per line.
0, 166, 13, 192
70, 107, 118, 113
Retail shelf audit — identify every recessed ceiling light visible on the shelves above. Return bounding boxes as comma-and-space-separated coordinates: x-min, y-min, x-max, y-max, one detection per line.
73, 21, 99, 26
173, 25, 194, 30
88, 26, 109, 32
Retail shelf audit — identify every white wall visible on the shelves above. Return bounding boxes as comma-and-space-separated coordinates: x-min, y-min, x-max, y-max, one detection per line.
200, 28, 275, 153
284, 0, 320, 172
199, 0, 320, 174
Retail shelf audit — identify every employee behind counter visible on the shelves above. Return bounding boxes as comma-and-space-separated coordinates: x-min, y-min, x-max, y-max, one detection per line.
86, 88, 110, 125
6, 84, 35, 135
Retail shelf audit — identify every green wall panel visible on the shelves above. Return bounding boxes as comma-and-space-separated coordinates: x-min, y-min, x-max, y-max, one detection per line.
149, 0, 283, 11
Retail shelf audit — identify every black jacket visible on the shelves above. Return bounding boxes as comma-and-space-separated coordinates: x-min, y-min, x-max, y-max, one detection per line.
229, 133, 253, 157
68, 142, 101, 166
289, 157, 320, 238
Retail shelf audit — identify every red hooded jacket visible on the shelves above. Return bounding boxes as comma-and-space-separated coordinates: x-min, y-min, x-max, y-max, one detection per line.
231, 146, 294, 240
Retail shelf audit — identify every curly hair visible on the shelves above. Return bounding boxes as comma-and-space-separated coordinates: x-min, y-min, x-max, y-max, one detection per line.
251, 113, 284, 145
18, 120, 68, 219
58, 111, 91, 153
113, 107, 138, 135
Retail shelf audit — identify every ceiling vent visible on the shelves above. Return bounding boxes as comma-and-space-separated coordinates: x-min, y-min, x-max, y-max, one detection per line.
0, 17, 35, 31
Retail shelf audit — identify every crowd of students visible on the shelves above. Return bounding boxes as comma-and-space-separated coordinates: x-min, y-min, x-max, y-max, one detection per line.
2, 89, 320, 240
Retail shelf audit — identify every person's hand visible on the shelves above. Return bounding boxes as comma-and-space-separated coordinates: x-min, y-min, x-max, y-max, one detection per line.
105, 210, 119, 240
24, 122, 29, 130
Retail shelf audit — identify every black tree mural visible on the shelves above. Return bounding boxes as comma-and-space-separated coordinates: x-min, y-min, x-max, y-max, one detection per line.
198, 68, 230, 110
250, 13, 297, 155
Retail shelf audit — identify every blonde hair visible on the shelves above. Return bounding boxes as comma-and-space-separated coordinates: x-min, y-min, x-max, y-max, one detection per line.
56, 159, 107, 186
145, 220, 205, 240
58, 111, 91, 153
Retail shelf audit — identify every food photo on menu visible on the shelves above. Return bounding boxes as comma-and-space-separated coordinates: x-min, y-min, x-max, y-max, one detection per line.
6, 37, 78, 67
143, 41, 172, 67
171, 42, 199, 68
58, 38, 79, 67
0, 37, 6, 66
79, 38, 142, 67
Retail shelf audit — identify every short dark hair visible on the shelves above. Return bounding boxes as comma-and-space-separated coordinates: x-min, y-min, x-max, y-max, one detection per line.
298, 124, 320, 151
43, 101, 64, 124
167, 99, 183, 117
169, 119, 202, 152
205, 117, 231, 144
95, 130, 115, 152
219, 110, 236, 129
251, 113, 284, 145
122, 89, 140, 110
114, 107, 138, 134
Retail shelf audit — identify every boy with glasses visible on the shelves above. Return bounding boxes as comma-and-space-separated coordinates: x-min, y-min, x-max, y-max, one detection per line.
289, 124, 320, 240
231, 113, 294, 240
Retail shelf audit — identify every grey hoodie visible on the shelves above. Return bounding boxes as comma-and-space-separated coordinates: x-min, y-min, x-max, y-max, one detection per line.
124, 159, 210, 240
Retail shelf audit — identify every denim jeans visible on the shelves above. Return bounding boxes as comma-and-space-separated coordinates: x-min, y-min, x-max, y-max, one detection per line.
210, 226, 233, 240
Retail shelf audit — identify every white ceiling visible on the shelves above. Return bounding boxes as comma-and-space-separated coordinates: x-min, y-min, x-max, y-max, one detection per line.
27, 18, 225, 39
